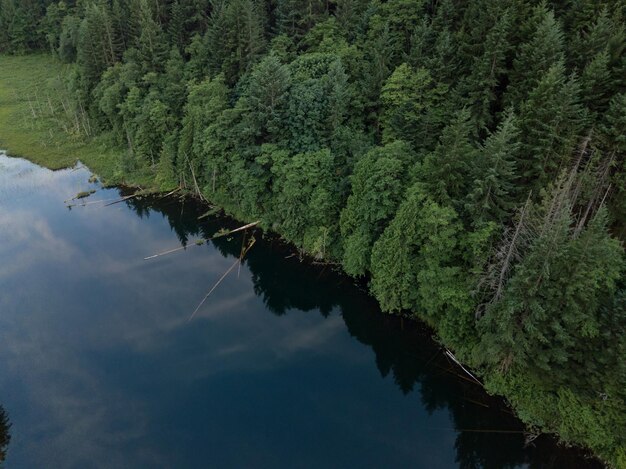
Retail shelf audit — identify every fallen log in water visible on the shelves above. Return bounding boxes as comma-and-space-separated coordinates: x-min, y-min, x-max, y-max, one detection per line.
188, 237, 257, 321
144, 221, 260, 260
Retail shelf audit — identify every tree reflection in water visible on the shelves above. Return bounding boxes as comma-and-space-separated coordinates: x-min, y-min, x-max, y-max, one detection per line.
0, 405, 10, 463
123, 192, 602, 469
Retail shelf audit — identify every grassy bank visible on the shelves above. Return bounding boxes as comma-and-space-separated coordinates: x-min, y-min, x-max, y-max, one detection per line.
0, 54, 126, 182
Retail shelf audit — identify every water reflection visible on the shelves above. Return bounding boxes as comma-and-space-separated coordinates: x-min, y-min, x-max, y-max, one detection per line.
124, 188, 602, 469
0, 153, 601, 468
0, 405, 10, 463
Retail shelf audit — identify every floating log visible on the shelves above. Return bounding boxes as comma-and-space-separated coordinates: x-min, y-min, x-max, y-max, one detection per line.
144, 221, 260, 261
188, 237, 256, 321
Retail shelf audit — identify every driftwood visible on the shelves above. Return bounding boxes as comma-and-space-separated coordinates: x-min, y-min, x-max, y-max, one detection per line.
144, 221, 260, 260
444, 349, 483, 386
188, 237, 257, 321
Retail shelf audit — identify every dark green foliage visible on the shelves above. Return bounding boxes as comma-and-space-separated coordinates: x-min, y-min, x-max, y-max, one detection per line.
6, 1, 626, 465
0, 0, 49, 53
507, 4, 566, 104
477, 202, 623, 377
418, 108, 478, 207
205, 0, 267, 84
58, 14, 80, 62
517, 61, 584, 187
466, 110, 520, 223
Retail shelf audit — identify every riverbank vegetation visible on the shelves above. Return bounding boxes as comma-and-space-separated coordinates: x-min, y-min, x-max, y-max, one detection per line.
1, 0, 624, 466
0, 54, 126, 178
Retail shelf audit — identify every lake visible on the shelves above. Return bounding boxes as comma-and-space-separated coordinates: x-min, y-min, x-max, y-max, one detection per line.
0, 151, 600, 468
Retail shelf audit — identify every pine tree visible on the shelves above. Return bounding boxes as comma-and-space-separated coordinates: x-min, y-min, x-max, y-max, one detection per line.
419, 108, 478, 207
507, 5, 565, 105
205, 0, 267, 84
457, 6, 512, 130
242, 52, 292, 144
274, 0, 327, 42
136, 0, 168, 72
466, 110, 520, 223
477, 197, 623, 380
580, 48, 613, 117
76, 2, 118, 95
517, 61, 584, 188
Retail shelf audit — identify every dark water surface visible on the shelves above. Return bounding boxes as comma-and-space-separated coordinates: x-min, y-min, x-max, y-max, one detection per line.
0, 152, 601, 468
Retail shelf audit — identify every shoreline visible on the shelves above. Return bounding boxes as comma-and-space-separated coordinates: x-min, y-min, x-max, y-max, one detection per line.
0, 53, 614, 468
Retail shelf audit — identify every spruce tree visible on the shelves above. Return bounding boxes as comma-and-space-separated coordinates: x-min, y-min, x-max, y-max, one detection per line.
517, 61, 584, 188
419, 108, 478, 208
466, 113, 520, 224
507, 5, 565, 105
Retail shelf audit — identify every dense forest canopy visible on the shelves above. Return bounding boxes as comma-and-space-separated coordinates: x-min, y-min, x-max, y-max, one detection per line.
1, 0, 625, 466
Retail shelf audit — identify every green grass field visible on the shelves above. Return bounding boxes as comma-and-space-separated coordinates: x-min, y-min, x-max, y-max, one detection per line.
0, 54, 124, 182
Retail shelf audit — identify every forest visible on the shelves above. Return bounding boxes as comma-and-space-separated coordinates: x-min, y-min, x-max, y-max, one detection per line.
0, 0, 625, 466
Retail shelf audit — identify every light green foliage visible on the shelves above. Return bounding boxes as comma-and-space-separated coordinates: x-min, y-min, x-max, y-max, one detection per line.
370, 184, 470, 326
285, 53, 350, 153
381, 63, 448, 151
271, 148, 339, 259
178, 74, 229, 183
340, 141, 412, 276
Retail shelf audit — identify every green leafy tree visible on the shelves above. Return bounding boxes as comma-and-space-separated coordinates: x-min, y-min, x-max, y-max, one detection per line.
370, 183, 471, 335
271, 148, 339, 259
340, 141, 413, 277
178, 73, 229, 189
380, 63, 448, 152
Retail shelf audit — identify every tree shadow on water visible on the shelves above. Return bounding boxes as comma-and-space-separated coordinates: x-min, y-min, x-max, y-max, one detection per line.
0, 405, 11, 464
130, 194, 602, 469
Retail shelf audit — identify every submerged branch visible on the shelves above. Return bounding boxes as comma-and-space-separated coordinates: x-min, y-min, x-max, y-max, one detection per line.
188, 237, 257, 321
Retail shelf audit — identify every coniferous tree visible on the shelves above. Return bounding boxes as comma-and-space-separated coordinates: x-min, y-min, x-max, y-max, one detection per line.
467, 111, 521, 223
507, 5, 566, 105
419, 108, 478, 207
517, 61, 584, 188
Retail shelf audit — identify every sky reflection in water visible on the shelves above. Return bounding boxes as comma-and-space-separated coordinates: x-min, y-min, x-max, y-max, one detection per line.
0, 152, 600, 468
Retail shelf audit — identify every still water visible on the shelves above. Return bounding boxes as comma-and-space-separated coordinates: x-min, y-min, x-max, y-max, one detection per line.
0, 152, 600, 468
